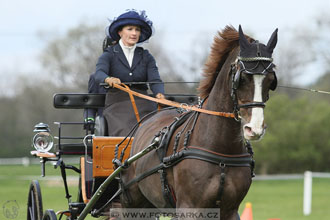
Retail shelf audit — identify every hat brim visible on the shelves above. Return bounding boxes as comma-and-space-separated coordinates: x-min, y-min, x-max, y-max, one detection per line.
109, 18, 152, 43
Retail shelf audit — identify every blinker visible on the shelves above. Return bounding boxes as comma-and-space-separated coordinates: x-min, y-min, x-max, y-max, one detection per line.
270, 74, 277, 91
236, 58, 277, 91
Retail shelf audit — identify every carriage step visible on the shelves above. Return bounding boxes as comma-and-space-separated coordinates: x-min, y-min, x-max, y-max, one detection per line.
56, 203, 86, 217
30, 150, 56, 158
69, 202, 86, 211
56, 210, 71, 217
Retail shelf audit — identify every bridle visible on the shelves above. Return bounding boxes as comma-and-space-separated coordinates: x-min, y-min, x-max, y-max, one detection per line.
230, 41, 277, 121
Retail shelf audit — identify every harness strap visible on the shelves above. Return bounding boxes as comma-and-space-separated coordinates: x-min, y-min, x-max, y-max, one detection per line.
157, 111, 194, 161
183, 112, 200, 148
113, 107, 176, 163
237, 102, 266, 109
159, 169, 176, 208
124, 163, 165, 190
173, 112, 197, 153
121, 84, 141, 123
166, 149, 253, 167
187, 146, 252, 158
237, 56, 273, 62
113, 84, 235, 118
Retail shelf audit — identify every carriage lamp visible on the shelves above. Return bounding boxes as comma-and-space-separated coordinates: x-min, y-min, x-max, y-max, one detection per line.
32, 123, 54, 152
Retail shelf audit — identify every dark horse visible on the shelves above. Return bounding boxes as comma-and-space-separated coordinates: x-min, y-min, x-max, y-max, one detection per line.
120, 25, 278, 219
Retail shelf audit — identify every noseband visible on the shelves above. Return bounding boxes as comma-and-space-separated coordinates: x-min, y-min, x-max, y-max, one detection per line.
230, 44, 276, 120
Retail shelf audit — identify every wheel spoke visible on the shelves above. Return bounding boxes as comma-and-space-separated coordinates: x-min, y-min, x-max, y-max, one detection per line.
31, 190, 36, 218
43, 209, 57, 220
28, 206, 34, 219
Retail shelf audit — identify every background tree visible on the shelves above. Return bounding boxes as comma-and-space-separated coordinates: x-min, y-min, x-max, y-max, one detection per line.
253, 93, 330, 174
39, 23, 104, 88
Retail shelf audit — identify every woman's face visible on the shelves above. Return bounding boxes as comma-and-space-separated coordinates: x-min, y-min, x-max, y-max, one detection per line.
118, 25, 141, 46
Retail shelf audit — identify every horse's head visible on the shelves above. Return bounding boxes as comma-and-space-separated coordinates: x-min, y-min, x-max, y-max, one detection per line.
232, 25, 278, 141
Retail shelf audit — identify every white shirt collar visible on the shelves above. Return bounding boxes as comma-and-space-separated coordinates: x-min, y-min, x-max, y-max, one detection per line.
119, 39, 136, 51
119, 39, 136, 67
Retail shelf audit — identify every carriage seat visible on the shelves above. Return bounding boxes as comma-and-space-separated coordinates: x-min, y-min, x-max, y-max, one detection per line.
53, 93, 105, 109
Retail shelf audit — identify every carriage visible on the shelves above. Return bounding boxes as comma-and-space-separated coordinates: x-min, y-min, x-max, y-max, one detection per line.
27, 25, 278, 220
27, 91, 198, 220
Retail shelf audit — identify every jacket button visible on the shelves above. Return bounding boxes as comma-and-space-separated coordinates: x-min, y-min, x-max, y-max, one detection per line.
129, 72, 133, 76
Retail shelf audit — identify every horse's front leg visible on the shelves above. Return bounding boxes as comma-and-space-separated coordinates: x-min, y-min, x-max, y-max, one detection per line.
218, 209, 241, 220
173, 161, 221, 219
175, 202, 239, 220
219, 167, 252, 220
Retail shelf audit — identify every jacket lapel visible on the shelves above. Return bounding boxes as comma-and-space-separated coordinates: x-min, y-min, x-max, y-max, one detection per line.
131, 47, 143, 71
113, 44, 130, 69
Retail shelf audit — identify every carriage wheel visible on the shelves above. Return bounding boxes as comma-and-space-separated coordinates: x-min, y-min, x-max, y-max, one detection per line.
27, 180, 43, 220
42, 210, 57, 220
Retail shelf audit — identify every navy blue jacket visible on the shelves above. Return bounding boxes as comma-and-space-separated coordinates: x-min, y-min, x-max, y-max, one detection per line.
94, 44, 164, 95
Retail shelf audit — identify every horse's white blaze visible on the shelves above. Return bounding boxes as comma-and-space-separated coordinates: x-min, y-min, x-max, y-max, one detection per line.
244, 75, 265, 139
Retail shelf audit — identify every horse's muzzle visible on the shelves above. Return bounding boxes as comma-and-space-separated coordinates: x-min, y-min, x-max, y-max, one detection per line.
243, 124, 265, 140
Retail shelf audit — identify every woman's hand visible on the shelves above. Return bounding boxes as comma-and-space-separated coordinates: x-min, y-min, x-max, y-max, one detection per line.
156, 93, 165, 99
105, 77, 121, 87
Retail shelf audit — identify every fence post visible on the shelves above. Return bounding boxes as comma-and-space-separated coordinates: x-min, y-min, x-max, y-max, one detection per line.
22, 157, 30, 167
303, 171, 312, 216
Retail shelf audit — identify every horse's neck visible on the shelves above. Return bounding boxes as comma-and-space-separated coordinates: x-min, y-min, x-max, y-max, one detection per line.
194, 61, 245, 155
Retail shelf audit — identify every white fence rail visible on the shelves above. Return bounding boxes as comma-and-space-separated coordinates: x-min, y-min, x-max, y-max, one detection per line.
0, 157, 79, 166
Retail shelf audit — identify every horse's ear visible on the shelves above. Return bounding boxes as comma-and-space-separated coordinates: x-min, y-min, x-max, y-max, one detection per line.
266, 28, 278, 53
239, 25, 250, 51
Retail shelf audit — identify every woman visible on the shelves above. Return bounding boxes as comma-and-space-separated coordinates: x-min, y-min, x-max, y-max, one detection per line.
95, 9, 165, 136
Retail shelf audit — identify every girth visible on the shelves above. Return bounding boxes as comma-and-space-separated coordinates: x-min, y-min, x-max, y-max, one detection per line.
163, 146, 253, 168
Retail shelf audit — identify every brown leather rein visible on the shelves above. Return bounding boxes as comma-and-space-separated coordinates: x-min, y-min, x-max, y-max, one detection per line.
113, 83, 235, 120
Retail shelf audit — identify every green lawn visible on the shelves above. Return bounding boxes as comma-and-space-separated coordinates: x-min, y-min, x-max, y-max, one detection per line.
239, 178, 330, 220
0, 164, 93, 220
1, 165, 329, 220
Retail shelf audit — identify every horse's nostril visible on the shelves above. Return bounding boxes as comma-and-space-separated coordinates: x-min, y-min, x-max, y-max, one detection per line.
244, 126, 252, 134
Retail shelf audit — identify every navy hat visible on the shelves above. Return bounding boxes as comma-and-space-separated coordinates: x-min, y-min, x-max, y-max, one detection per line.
107, 10, 153, 43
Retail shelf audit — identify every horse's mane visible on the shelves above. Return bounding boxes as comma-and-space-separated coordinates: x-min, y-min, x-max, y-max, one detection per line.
198, 25, 254, 98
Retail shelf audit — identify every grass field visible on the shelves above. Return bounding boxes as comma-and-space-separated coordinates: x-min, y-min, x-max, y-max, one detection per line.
1, 164, 329, 220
